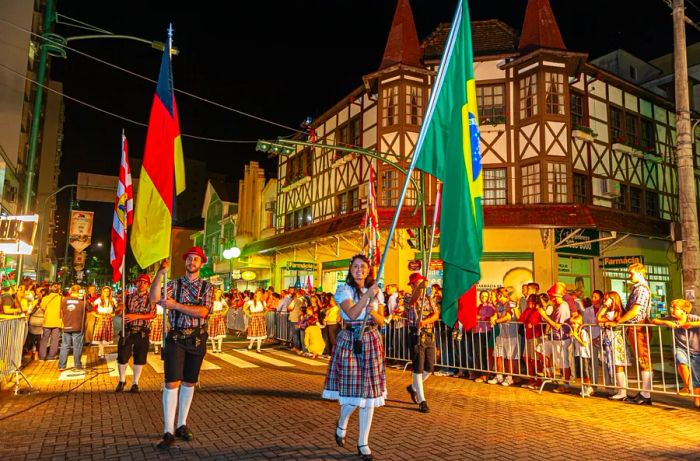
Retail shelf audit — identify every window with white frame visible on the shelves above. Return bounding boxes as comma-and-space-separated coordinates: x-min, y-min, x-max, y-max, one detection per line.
382, 86, 399, 127
477, 84, 506, 124
483, 168, 507, 205
380, 170, 398, 206
547, 163, 568, 203
519, 74, 538, 119
521, 163, 541, 204
406, 86, 423, 125
545, 72, 565, 115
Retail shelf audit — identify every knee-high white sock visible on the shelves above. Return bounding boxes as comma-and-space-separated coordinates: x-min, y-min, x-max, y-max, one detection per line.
98, 344, 104, 356
422, 371, 431, 382
118, 363, 127, 382
217, 337, 223, 352
413, 373, 425, 403
358, 406, 374, 452
338, 404, 356, 435
132, 365, 143, 384
162, 387, 178, 434
256, 338, 262, 351
177, 385, 195, 428
641, 371, 653, 398
210, 339, 216, 351
248, 339, 254, 349
616, 371, 627, 397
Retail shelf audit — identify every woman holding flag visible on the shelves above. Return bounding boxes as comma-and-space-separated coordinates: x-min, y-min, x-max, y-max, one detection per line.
322, 254, 385, 461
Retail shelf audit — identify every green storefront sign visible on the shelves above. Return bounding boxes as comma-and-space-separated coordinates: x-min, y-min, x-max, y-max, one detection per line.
555, 229, 600, 257
602, 255, 644, 268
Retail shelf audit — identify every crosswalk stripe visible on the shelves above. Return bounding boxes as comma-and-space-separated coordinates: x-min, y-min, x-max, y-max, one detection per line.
146, 354, 165, 373
105, 353, 132, 377
233, 349, 294, 367
215, 352, 259, 369
200, 358, 221, 370
268, 350, 327, 367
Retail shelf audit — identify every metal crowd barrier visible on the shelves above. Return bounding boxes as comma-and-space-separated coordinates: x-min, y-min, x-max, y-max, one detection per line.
0, 315, 32, 395
267, 312, 697, 401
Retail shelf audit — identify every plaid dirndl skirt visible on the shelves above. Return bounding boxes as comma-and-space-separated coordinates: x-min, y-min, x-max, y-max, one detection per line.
93, 315, 113, 342
149, 317, 163, 342
322, 322, 387, 407
208, 312, 227, 338
247, 312, 267, 339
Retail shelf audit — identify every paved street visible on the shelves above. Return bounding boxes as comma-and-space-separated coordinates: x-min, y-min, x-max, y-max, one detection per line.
1, 342, 700, 460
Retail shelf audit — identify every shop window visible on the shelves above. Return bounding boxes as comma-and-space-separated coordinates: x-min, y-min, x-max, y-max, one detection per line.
630, 186, 642, 213
556, 255, 592, 298
519, 74, 538, 120
570, 91, 587, 129
406, 86, 423, 126
303, 206, 313, 226
573, 173, 588, 204
483, 168, 507, 205
477, 84, 506, 124
521, 163, 540, 204
382, 86, 399, 127
545, 72, 564, 115
547, 163, 568, 203
285, 212, 293, 231
336, 187, 360, 215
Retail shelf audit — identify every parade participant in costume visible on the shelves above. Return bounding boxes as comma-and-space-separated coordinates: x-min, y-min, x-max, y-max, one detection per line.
245, 289, 267, 352
150, 302, 165, 355
92, 286, 117, 358
323, 254, 385, 461
115, 274, 156, 393
208, 288, 229, 353
404, 272, 439, 413
151, 246, 214, 449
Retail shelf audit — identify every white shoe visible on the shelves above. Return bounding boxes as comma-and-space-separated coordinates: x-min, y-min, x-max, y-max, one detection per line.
582, 386, 594, 397
487, 375, 504, 385
501, 376, 514, 387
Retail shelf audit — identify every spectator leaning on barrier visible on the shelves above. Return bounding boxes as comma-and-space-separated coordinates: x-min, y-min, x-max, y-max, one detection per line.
539, 283, 572, 394
652, 298, 700, 407
598, 291, 631, 401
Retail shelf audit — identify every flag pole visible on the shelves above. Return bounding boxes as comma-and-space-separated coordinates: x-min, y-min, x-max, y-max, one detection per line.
417, 181, 442, 326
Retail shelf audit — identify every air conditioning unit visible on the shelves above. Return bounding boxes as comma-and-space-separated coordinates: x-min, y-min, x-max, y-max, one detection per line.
596, 178, 621, 197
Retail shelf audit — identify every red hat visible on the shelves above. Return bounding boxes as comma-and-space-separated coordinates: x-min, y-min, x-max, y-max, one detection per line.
547, 282, 566, 298
408, 272, 427, 285
183, 246, 208, 264
135, 274, 151, 284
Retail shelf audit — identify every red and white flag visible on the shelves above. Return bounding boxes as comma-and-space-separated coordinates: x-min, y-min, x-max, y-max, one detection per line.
110, 131, 134, 282
362, 165, 381, 276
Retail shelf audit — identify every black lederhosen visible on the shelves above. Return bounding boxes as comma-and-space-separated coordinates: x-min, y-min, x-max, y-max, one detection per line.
117, 326, 150, 365
409, 327, 436, 374
164, 281, 209, 383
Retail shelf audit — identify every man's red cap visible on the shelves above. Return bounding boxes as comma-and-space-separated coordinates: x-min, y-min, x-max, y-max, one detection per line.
136, 274, 151, 284
408, 272, 427, 285
183, 246, 208, 264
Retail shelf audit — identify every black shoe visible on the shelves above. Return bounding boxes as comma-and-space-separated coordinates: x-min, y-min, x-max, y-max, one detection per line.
406, 384, 418, 404
335, 420, 345, 448
157, 433, 175, 449
115, 381, 126, 392
175, 424, 194, 441
629, 394, 652, 405
357, 445, 373, 460
130, 384, 140, 393
418, 401, 430, 413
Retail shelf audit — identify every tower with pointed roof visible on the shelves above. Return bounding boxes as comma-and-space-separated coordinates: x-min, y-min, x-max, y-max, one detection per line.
363, 0, 434, 208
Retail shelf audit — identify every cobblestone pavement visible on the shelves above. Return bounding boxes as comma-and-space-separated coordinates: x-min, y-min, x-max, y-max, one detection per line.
1, 342, 700, 460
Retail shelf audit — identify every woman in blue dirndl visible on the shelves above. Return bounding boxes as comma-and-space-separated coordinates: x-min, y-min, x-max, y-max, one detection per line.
322, 254, 386, 461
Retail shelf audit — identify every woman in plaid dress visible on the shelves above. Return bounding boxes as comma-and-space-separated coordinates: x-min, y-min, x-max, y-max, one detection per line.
208, 288, 229, 353
92, 286, 116, 358
245, 289, 267, 352
322, 254, 385, 461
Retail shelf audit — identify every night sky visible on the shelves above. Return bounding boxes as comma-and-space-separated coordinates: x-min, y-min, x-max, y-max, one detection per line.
46, 0, 699, 259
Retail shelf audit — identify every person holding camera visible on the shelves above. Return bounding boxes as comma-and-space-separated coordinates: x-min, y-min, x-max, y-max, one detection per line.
322, 254, 385, 461
404, 272, 439, 414
150, 246, 214, 449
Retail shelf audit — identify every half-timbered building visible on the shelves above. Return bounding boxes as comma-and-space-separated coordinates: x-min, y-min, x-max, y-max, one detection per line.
234, 0, 689, 313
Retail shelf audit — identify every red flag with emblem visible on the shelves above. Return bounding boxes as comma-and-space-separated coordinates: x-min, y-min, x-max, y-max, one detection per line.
110, 131, 134, 283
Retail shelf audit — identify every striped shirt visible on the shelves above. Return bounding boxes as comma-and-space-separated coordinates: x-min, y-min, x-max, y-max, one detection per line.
166, 277, 214, 329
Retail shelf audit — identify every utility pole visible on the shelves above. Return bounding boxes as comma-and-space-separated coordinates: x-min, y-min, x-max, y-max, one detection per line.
673, 0, 700, 312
